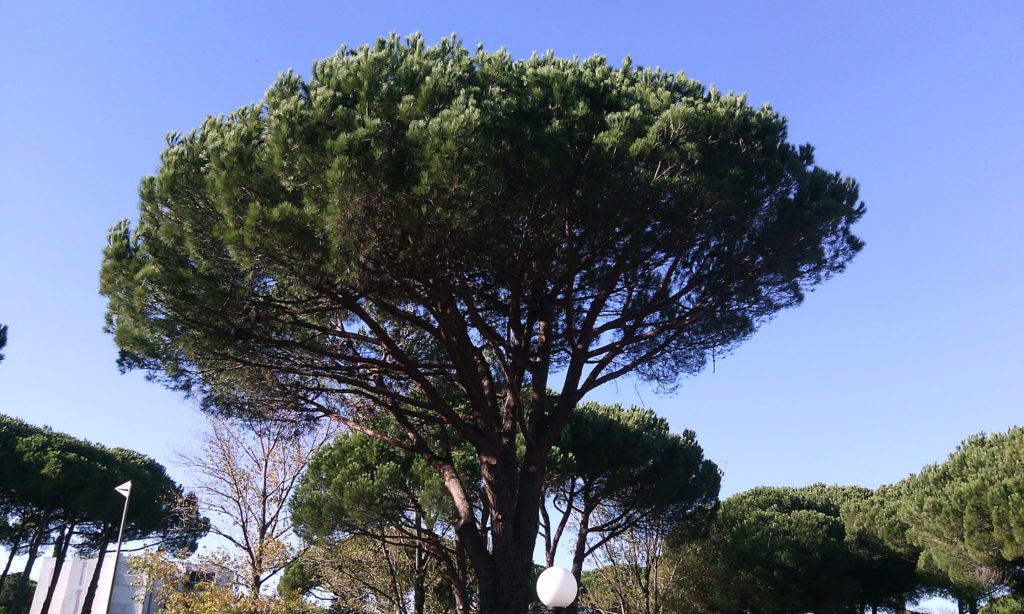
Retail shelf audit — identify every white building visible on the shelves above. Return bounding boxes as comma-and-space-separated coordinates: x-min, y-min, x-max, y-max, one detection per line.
28, 554, 158, 614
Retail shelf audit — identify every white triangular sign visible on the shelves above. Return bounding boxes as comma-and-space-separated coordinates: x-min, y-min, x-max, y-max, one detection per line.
115, 481, 132, 497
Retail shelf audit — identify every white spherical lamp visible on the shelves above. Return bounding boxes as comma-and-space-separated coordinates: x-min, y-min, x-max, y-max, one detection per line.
536, 566, 578, 611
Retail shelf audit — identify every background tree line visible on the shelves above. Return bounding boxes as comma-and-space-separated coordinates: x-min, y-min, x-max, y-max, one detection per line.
0, 415, 206, 614
577, 425, 1024, 614
8, 409, 1022, 614
5, 320, 1020, 614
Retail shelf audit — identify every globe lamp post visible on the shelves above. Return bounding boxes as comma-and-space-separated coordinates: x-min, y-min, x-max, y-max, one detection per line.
536, 566, 578, 613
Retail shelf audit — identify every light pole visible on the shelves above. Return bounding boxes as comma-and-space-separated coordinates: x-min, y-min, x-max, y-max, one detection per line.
104, 480, 132, 614
536, 566, 578, 614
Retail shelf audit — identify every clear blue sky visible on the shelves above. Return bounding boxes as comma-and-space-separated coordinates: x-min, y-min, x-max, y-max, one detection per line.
1, 1, 1022, 508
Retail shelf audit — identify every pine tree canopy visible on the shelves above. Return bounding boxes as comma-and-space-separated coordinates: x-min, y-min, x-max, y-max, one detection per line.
101, 33, 862, 423
100, 34, 863, 614
901, 427, 1024, 600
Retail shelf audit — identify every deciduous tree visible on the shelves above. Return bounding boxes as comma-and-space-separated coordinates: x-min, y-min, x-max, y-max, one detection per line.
578, 517, 686, 614
100, 34, 864, 614
129, 549, 318, 614
280, 535, 457, 614
176, 416, 335, 599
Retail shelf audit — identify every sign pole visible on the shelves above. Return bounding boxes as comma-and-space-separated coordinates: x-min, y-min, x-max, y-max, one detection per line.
104, 481, 132, 614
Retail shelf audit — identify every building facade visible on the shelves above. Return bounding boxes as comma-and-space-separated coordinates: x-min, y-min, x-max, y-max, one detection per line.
28, 554, 158, 614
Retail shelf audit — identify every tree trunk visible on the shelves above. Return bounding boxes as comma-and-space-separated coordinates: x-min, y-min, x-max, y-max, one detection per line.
79, 537, 111, 614
413, 545, 426, 614
475, 444, 548, 614
411, 512, 426, 614
250, 568, 262, 600
41, 523, 76, 614
450, 534, 472, 614
459, 467, 542, 614
13, 521, 49, 613
0, 526, 26, 593
0, 550, 13, 595
435, 396, 563, 614
484, 544, 534, 614
451, 581, 471, 614
955, 597, 981, 614
563, 506, 592, 614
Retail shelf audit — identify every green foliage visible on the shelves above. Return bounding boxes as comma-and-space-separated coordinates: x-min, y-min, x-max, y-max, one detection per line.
580, 521, 686, 614
552, 403, 720, 526
843, 482, 919, 561
979, 594, 1024, 614
666, 430, 1024, 614
543, 402, 719, 578
281, 536, 455, 614
841, 482, 924, 610
100, 31, 863, 413
0, 324, 7, 363
277, 555, 318, 598
899, 427, 1024, 602
835, 428, 1024, 609
669, 484, 872, 614
579, 563, 647, 614
292, 425, 473, 541
0, 414, 206, 549
0, 572, 34, 614
290, 423, 477, 613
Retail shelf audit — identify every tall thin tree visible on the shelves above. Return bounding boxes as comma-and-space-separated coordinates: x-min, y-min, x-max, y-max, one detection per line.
176, 416, 335, 598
